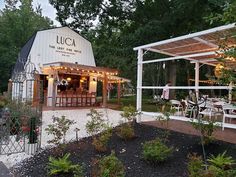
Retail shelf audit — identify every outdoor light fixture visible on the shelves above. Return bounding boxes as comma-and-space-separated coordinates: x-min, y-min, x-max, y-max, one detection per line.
214, 63, 224, 78
66, 77, 72, 82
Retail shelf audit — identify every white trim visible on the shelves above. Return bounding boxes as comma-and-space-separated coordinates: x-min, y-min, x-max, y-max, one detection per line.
140, 51, 216, 64
133, 23, 235, 51
141, 111, 236, 130
193, 37, 218, 48
138, 86, 231, 90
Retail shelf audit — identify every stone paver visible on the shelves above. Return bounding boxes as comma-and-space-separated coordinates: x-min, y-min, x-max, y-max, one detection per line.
0, 161, 11, 177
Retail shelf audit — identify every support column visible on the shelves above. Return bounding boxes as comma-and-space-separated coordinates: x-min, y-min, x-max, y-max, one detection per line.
33, 74, 40, 106
7, 79, 12, 98
136, 49, 143, 122
195, 62, 199, 99
102, 74, 108, 107
228, 82, 233, 104
47, 76, 54, 107
117, 80, 121, 104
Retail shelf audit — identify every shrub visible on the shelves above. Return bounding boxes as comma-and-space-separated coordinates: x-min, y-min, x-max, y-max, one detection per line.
116, 106, 138, 140
116, 123, 135, 140
92, 127, 112, 152
86, 109, 112, 152
120, 105, 138, 122
86, 109, 105, 135
187, 152, 236, 177
187, 153, 205, 177
48, 153, 83, 177
142, 139, 173, 163
207, 151, 236, 177
96, 151, 125, 177
191, 117, 216, 145
45, 115, 75, 145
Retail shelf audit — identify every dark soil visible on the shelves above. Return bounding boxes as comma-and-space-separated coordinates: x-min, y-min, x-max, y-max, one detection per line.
11, 123, 236, 177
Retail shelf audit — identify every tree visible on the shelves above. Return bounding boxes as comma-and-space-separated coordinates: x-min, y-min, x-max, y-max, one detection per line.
0, 0, 52, 92
50, 0, 230, 97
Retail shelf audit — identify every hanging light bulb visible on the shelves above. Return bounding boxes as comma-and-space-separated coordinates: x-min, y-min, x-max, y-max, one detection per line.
162, 62, 166, 69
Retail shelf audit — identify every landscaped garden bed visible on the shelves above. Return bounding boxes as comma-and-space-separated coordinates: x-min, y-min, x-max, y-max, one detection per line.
11, 122, 236, 177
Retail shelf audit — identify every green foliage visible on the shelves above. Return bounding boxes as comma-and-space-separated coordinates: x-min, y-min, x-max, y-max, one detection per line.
142, 139, 173, 163
156, 102, 175, 141
98, 151, 125, 177
206, 0, 236, 24
45, 115, 75, 145
0, 0, 52, 92
86, 109, 105, 136
92, 127, 112, 152
116, 105, 138, 140
188, 153, 205, 177
0, 94, 9, 109
207, 151, 236, 177
48, 153, 84, 176
86, 109, 112, 152
116, 123, 135, 140
191, 117, 216, 145
187, 152, 236, 177
49, 0, 225, 91
120, 105, 138, 122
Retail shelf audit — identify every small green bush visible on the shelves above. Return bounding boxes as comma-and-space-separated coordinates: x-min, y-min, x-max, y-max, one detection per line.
191, 117, 216, 145
98, 151, 125, 177
48, 153, 83, 177
45, 115, 75, 145
92, 127, 112, 152
187, 152, 236, 177
116, 105, 138, 140
142, 139, 173, 163
208, 151, 236, 177
187, 153, 204, 177
86, 109, 112, 152
116, 123, 135, 140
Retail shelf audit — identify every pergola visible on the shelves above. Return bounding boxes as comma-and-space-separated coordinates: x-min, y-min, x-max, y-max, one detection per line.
42, 62, 127, 107
133, 23, 236, 127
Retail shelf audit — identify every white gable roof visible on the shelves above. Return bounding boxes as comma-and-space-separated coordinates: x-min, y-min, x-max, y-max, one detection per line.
29, 27, 96, 73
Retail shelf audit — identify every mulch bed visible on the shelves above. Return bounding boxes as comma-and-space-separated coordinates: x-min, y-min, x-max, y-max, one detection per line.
11, 123, 236, 177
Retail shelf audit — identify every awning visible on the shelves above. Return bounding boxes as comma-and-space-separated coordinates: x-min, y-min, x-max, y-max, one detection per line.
134, 23, 236, 67
42, 62, 119, 76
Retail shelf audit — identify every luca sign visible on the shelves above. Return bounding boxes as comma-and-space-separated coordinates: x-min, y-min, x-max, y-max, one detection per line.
56, 35, 76, 47
49, 35, 81, 57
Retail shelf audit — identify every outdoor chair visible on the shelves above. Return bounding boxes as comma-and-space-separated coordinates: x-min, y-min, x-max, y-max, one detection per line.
199, 102, 222, 120
170, 99, 184, 116
222, 104, 236, 130
184, 100, 197, 118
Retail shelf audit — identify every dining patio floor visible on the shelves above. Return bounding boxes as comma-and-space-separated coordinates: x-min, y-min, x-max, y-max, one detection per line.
142, 119, 236, 144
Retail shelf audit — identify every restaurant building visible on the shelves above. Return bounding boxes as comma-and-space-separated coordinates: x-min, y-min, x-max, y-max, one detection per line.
11, 27, 127, 107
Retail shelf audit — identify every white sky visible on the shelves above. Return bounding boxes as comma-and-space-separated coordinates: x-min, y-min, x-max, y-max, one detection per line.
0, 0, 60, 26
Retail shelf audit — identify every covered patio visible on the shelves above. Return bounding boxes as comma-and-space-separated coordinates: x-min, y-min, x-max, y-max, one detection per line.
133, 23, 236, 130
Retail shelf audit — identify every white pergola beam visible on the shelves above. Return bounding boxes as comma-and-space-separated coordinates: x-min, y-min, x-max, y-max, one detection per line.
138, 86, 231, 90
193, 37, 218, 48
141, 51, 216, 64
133, 23, 235, 51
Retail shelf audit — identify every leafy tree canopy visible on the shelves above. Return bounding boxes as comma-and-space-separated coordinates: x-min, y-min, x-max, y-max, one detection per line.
0, 0, 52, 92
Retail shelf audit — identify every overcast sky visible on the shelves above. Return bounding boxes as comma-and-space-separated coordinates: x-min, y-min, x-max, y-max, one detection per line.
0, 0, 60, 26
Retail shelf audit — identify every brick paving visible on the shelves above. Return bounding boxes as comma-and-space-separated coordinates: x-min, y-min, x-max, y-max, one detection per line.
142, 120, 236, 144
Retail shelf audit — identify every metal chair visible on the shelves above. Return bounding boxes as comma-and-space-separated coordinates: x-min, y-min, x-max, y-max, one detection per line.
222, 104, 236, 130
170, 99, 184, 116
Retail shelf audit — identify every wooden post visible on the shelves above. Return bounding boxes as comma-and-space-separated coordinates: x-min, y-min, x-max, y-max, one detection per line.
7, 79, 12, 98
102, 74, 108, 107
33, 74, 40, 107
117, 80, 121, 104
